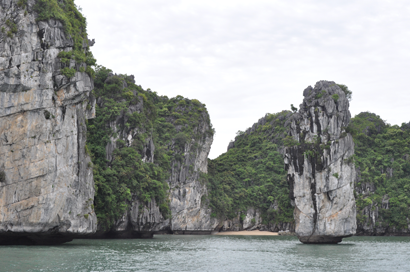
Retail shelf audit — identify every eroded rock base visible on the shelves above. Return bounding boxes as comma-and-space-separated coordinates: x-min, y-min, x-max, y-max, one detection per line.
0, 234, 73, 245
84, 231, 155, 239
298, 235, 352, 244
171, 230, 213, 235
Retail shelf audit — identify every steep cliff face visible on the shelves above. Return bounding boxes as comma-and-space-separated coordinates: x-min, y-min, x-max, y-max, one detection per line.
87, 68, 216, 237
112, 108, 216, 235
167, 128, 216, 234
284, 81, 356, 243
0, 0, 97, 244
208, 111, 295, 233
349, 112, 410, 236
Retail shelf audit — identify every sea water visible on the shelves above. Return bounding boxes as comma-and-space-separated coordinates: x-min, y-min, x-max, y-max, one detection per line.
0, 235, 409, 272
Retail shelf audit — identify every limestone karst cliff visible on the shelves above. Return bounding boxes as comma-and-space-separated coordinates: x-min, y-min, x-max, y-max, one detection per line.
87, 67, 217, 237
0, 0, 97, 244
1, 0, 407, 244
284, 81, 357, 243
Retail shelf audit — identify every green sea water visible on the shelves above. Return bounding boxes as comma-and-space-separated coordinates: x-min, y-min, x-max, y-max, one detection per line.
0, 235, 409, 272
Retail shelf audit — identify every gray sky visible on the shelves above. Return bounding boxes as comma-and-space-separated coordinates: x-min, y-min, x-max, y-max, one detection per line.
76, 0, 410, 159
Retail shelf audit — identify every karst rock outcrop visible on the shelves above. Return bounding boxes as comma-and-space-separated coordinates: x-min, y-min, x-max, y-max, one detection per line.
0, 0, 97, 244
284, 81, 357, 244
109, 117, 217, 237
87, 72, 218, 238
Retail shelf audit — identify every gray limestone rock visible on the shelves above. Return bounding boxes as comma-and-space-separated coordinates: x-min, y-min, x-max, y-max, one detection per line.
217, 207, 292, 233
227, 141, 234, 151
242, 208, 261, 230
111, 130, 218, 236
168, 132, 218, 234
278, 230, 296, 236
284, 81, 357, 244
220, 216, 242, 232
0, 0, 96, 245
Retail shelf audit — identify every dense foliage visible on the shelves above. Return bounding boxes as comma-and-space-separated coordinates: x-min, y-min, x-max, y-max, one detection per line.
208, 111, 294, 225
33, 0, 96, 78
348, 112, 410, 230
87, 66, 213, 229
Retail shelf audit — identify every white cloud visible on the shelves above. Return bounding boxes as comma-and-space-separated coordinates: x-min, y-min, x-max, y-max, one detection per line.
77, 0, 410, 158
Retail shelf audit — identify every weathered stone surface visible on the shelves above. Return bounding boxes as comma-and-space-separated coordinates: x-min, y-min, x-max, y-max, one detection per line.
227, 141, 234, 151
242, 208, 261, 230
220, 216, 242, 232
284, 81, 357, 244
278, 230, 296, 236
216, 207, 294, 233
96, 198, 169, 239
0, 0, 96, 244
111, 131, 218, 236
168, 133, 218, 233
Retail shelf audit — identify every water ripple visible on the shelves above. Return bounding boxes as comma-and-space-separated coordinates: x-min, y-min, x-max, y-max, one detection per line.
0, 236, 409, 272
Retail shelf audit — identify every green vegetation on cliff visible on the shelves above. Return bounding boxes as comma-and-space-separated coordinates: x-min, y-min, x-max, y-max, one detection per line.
33, 0, 96, 78
208, 111, 294, 225
87, 67, 167, 229
87, 66, 213, 229
348, 112, 410, 230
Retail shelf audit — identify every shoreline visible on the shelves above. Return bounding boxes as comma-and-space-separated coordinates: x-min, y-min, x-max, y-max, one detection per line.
212, 230, 279, 236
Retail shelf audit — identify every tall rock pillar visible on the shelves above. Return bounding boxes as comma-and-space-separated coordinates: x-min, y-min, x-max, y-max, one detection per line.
284, 81, 356, 244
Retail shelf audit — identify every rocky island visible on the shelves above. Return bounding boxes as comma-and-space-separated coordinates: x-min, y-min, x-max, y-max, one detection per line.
284, 81, 357, 243
86, 68, 218, 238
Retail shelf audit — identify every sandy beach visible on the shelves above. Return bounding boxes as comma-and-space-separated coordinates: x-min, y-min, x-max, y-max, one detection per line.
213, 230, 278, 236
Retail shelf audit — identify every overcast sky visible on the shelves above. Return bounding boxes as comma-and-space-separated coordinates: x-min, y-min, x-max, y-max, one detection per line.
76, 0, 410, 159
